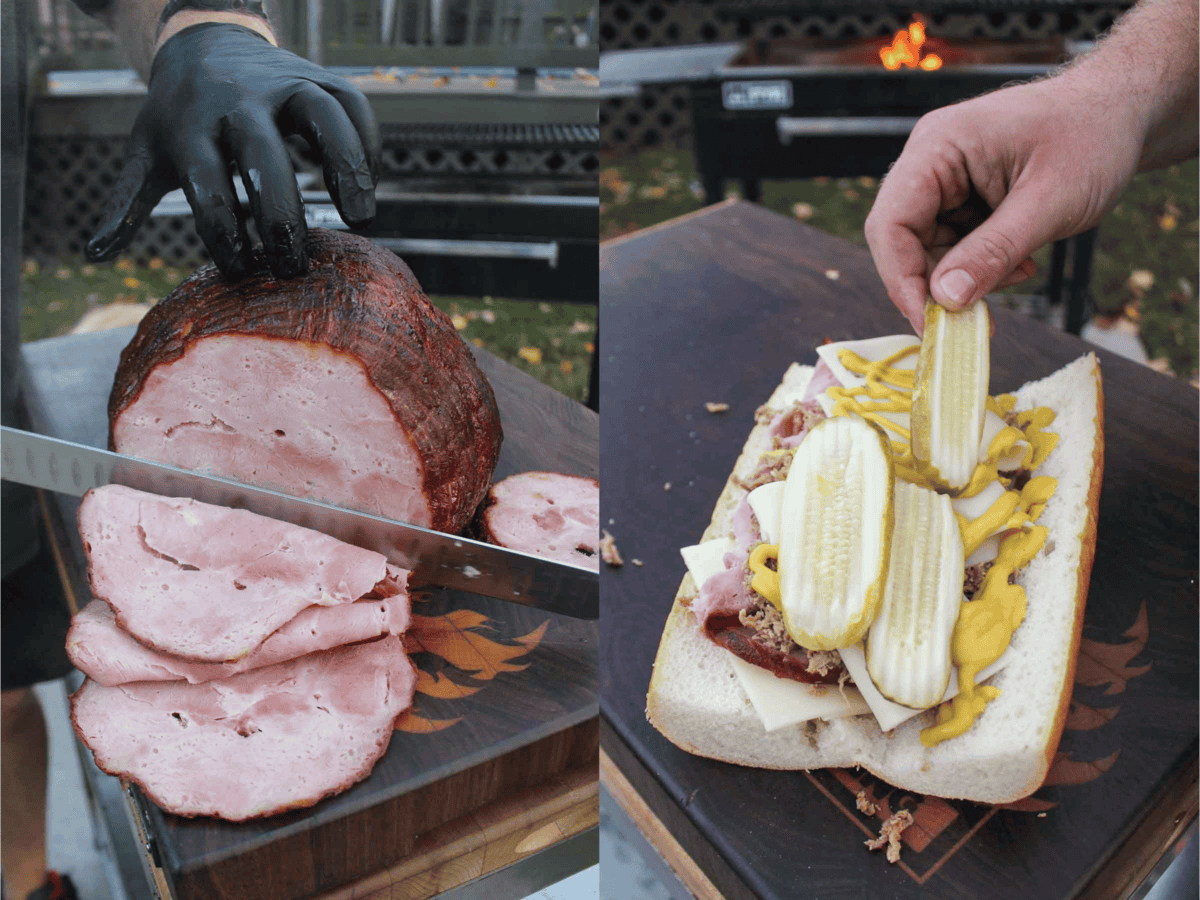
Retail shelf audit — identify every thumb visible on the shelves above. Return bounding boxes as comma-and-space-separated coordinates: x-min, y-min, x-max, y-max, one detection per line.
928, 184, 1064, 310
86, 136, 170, 262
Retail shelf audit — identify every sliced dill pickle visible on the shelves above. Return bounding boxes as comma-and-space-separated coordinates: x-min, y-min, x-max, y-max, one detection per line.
866, 480, 964, 709
777, 413, 894, 651
911, 299, 990, 493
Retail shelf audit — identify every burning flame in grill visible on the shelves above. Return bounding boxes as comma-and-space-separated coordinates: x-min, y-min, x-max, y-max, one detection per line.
880, 20, 943, 71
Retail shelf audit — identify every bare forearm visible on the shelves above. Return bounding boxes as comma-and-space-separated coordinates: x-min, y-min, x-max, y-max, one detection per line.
1064, 0, 1199, 171
84, 0, 281, 81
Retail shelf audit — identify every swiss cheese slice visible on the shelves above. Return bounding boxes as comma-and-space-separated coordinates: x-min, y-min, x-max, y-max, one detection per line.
729, 654, 870, 731
681, 538, 734, 587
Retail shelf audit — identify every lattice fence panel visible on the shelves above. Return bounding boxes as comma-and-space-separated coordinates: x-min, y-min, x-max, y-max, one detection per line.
24, 132, 598, 266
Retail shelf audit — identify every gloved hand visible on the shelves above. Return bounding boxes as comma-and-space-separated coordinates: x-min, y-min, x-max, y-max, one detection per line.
86, 22, 380, 280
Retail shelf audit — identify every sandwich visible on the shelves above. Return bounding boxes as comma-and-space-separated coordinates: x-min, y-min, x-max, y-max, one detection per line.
646, 300, 1104, 804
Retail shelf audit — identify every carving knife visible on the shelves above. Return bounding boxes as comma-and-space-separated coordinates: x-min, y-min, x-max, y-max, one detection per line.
1, 426, 598, 620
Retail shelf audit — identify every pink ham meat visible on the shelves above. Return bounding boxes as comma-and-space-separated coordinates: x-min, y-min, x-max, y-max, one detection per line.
107, 229, 502, 534
68, 588, 409, 686
79, 484, 388, 662
70, 636, 417, 821
479, 472, 600, 571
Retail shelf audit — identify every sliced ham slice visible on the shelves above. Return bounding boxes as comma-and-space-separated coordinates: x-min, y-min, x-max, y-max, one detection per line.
479, 472, 599, 571
79, 485, 388, 663
70, 636, 417, 821
68, 587, 409, 686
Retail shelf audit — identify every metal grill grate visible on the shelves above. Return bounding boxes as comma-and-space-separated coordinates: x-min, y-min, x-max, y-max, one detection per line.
599, 1, 1133, 153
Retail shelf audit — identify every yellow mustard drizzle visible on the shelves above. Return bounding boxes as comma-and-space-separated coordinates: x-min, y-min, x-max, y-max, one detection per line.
1016, 407, 1059, 468
747, 543, 782, 609
919, 525, 1047, 746
827, 348, 1060, 744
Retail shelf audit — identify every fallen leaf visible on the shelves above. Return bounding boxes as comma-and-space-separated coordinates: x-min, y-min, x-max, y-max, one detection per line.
639, 185, 668, 199
792, 202, 814, 221
433, 75, 450, 87
149, 258, 164, 270
480, 309, 496, 324
705, 401, 730, 413
518, 346, 543, 364
451, 313, 468, 330
560, 359, 573, 374
826, 269, 840, 281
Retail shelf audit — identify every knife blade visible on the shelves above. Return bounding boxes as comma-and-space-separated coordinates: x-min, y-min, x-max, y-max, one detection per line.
1, 426, 598, 619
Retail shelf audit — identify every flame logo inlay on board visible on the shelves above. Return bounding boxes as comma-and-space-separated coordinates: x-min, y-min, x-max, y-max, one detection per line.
395, 609, 550, 733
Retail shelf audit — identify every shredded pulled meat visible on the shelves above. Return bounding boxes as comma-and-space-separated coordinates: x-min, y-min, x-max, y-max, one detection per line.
806, 650, 841, 678
738, 596, 795, 654
736, 449, 794, 492
963, 561, 994, 599
600, 529, 623, 567
855, 790, 879, 816
865, 809, 914, 863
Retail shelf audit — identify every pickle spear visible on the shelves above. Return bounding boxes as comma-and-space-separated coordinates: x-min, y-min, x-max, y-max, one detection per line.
911, 298, 990, 493
866, 480, 964, 709
778, 413, 894, 651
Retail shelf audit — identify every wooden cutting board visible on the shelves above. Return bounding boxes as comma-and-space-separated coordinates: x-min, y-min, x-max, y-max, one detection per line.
598, 200, 1198, 900
20, 324, 598, 900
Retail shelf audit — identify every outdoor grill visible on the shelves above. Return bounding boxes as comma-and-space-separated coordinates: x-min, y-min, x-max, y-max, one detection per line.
600, 0, 1129, 332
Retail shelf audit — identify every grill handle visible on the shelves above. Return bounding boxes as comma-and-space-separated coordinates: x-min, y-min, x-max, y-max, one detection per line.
776, 116, 922, 145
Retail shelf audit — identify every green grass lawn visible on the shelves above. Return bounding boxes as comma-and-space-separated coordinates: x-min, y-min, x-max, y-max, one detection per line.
19, 258, 596, 404
601, 150, 1199, 381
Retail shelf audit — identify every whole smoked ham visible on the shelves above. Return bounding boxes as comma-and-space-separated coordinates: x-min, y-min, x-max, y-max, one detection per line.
107, 229, 502, 533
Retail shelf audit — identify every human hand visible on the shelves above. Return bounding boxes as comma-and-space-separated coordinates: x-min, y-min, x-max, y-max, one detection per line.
864, 75, 1144, 333
86, 22, 380, 280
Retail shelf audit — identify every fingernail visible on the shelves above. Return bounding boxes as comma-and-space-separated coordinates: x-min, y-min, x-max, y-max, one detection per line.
937, 269, 976, 307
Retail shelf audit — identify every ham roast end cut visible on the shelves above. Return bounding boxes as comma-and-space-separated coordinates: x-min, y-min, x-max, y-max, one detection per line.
108, 229, 502, 534
480, 472, 600, 571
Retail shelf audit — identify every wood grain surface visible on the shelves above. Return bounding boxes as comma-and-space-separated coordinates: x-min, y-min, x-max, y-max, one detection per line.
20, 323, 598, 900
598, 200, 1198, 900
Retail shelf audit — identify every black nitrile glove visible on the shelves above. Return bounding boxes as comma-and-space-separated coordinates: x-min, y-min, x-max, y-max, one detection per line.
86, 23, 380, 280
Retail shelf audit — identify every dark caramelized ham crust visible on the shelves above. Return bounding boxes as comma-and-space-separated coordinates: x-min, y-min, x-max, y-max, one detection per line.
108, 229, 502, 533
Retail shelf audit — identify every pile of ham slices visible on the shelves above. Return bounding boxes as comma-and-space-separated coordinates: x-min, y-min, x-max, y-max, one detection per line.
68, 484, 417, 822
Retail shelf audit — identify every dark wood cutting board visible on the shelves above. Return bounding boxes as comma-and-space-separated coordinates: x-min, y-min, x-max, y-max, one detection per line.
599, 200, 1198, 900
19, 324, 598, 900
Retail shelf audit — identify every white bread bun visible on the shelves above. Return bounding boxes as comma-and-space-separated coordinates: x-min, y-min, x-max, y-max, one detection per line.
646, 354, 1104, 803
